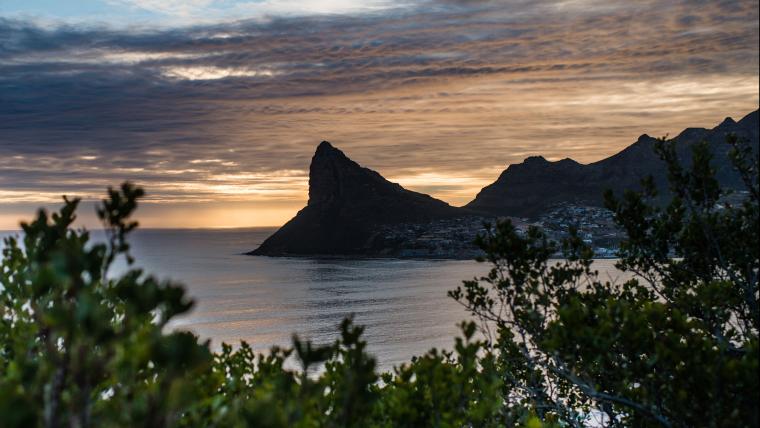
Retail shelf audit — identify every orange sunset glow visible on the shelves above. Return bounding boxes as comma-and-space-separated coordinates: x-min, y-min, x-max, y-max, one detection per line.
1, 0, 758, 228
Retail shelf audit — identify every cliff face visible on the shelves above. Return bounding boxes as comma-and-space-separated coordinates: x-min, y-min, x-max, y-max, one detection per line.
466, 110, 759, 217
250, 141, 463, 256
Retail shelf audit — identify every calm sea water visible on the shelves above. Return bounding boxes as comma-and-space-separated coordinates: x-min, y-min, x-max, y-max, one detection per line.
1, 228, 626, 370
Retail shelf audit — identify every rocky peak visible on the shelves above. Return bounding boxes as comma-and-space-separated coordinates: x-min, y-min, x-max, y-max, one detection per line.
250, 140, 464, 256
308, 141, 361, 206
315, 140, 341, 157
523, 155, 548, 165
515, 155, 580, 171
557, 157, 580, 166
675, 127, 708, 141
307, 140, 459, 214
713, 116, 741, 136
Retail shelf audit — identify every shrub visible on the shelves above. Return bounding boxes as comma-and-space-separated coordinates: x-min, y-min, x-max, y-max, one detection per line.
1, 135, 756, 427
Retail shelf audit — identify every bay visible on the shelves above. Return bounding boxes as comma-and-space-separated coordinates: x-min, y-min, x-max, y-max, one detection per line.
1, 228, 627, 370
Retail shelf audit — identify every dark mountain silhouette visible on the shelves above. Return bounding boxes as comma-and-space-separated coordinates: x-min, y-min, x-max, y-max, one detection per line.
251, 109, 758, 257
249, 141, 464, 256
466, 109, 759, 217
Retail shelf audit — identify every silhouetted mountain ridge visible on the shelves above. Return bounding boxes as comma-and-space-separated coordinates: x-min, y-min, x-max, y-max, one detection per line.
251, 109, 758, 256
250, 141, 463, 256
466, 109, 759, 217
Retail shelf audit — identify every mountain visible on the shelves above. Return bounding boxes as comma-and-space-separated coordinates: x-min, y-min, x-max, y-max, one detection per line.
466, 109, 759, 217
251, 110, 758, 257
249, 141, 465, 256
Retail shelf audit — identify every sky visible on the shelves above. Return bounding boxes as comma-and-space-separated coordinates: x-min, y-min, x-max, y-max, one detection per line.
1, 0, 758, 229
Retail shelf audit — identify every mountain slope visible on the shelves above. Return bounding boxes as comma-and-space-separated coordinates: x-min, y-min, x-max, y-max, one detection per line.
250, 141, 464, 255
466, 109, 759, 217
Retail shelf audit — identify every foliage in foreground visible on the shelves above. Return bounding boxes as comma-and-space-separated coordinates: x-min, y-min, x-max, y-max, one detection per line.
450, 135, 759, 427
0, 135, 757, 427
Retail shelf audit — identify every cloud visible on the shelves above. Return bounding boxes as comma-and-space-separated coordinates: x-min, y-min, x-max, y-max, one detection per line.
106, 0, 396, 23
0, 0, 758, 227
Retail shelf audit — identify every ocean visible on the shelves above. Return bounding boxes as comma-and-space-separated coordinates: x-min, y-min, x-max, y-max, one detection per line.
0, 227, 627, 370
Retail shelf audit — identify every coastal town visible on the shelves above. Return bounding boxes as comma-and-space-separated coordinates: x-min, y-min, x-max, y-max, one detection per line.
372, 203, 624, 259
535, 203, 621, 258
372, 187, 754, 260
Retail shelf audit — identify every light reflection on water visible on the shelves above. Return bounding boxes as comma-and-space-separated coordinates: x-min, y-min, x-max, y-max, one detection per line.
1, 228, 627, 370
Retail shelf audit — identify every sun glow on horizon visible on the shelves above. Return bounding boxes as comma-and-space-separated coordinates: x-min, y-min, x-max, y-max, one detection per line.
1, 0, 757, 228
